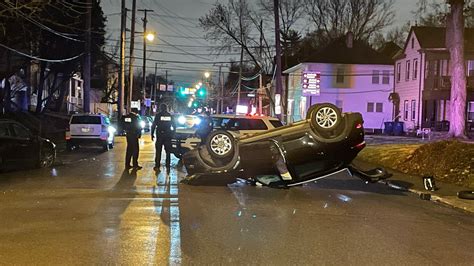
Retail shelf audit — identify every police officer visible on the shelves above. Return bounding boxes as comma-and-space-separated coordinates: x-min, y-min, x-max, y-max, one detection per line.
123, 111, 142, 170
151, 104, 175, 171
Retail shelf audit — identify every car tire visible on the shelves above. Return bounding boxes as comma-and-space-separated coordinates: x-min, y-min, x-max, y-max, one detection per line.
458, 191, 474, 200
206, 130, 235, 159
38, 149, 55, 168
308, 103, 342, 133
102, 142, 110, 152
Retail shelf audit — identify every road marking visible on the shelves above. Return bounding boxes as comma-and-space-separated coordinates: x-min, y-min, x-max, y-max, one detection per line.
169, 171, 182, 265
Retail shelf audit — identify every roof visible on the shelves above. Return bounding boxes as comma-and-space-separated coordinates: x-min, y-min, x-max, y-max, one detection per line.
408, 26, 474, 50
378, 41, 403, 59
301, 36, 394, 65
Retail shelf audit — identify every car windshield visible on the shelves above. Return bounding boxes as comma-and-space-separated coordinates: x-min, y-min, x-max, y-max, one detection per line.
71, 116, 101, 124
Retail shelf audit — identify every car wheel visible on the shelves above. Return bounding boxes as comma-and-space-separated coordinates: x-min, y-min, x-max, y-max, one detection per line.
102, 142, 110, 152
458, 191, 474, 200
38, 149, 55, 168
206, 130, 235, 159
309, 103, 342, 133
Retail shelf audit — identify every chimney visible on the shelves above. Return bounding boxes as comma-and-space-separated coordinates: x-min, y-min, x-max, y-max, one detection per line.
346, 32, 354, 48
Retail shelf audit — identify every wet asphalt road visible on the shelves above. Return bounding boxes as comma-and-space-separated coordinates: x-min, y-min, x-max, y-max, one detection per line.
0, 136, 473, 265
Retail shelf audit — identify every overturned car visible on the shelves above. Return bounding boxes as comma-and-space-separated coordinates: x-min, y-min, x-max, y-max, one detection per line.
182, 103, 389, 187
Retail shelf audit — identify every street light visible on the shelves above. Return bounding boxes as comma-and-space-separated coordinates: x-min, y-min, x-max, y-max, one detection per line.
204, 72, 211, 79
145, 32, 155, 42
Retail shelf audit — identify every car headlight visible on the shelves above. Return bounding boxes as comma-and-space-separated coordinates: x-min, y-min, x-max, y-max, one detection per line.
178, 115, 186, 125
140, 121, 146, 129
108, 126, 116, 134
194, 117, 202, 126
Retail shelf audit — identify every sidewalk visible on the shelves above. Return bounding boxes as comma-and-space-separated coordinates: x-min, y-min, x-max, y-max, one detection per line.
353, 159, 474, 213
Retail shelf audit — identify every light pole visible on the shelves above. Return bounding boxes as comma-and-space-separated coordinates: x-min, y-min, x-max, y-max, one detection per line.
204, 71, 211, 110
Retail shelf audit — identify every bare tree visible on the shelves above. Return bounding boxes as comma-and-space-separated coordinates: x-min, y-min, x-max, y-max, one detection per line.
415, 0, 474, 27
199, 0, 274, 73
304, 0, 395, 41
446, 0, 468, 138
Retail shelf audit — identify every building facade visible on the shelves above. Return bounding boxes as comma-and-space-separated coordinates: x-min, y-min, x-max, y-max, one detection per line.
394, 26, 474, 132
284, 34, 396, 131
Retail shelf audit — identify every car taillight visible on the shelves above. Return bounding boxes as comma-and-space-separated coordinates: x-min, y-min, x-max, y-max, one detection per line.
65, 130, 71, 140
356, 123, 363, 129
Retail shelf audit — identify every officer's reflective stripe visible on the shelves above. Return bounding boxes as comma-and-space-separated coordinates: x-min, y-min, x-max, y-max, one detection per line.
160, 116, 171, 121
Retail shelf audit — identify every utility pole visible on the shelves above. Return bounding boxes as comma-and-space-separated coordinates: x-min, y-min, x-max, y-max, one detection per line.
118, 0, 127, 118
138, 8, 153, 115
165, 70, 168, 91
127, 0, 136, 113
217, 65, 222, 113
152, 62, 158, 113
273, 0, 283, 120
259, 19, 263, 115
237, 4, 244, 110
83, 0, 92, 113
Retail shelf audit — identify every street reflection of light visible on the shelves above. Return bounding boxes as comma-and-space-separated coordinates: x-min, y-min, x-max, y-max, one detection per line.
170, 203, 182, 265
51, 168, 58, 177
293, 209, 296, 215
324, 203, 329, 208
252, 214, 257, 218
237, 211, 242, 217
336, 194, 352, 202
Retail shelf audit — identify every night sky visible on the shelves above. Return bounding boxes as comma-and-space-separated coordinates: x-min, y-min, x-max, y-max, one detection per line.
101, 0, 418, 87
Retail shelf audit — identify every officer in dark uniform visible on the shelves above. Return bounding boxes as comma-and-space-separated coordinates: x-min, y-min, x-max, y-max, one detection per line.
123, 111, 142, 169
151, 104, 175, 171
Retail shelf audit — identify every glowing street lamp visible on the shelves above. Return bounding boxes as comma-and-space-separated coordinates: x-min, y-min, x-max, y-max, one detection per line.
204, 72, 211, 79
145, 32, 155, 42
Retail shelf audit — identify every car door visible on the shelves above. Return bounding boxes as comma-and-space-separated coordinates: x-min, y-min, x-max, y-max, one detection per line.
9, 122, 38, 165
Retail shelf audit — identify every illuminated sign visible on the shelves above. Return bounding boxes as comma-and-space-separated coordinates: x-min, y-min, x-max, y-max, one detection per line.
302, 72, 321, 96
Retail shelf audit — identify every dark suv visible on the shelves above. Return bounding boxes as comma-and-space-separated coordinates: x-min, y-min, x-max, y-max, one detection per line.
183, 103, 388, 187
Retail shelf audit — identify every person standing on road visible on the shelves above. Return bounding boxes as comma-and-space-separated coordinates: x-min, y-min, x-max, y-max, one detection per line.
123, 111, 142, 170
151, 104, 175, 172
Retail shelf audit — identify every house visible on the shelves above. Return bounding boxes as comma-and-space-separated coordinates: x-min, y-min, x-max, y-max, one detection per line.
394, 26, 474, 132
284, 33, 397, 131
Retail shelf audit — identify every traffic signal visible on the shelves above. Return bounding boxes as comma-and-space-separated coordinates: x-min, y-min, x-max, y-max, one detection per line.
196, 88, 206, 98
177, 88, 186, 98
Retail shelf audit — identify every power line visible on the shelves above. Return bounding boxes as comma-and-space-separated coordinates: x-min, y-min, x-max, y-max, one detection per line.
0, 2, 84, 43
0, 43, 84, 63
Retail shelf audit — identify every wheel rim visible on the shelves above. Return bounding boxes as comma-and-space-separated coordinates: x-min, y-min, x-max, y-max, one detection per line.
40, 152, 54, 168
315, 107, 338, 129
210, 134, 232, 156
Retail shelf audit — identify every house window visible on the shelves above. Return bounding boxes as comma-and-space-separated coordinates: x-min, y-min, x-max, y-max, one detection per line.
405, 60, 411, 80
413, 59, 418, 80
367, 102, 383, 113
336, 68, 344, 83
367, 102, 374, 112
411, 38, 414, 49
468, 101, 474, 121
372, 70, 380, 84
468, 60, 474, 76
404, 100, 409, 120
382, 70, 390, 84
376, 103, 383, 113
411, 100, 416, 121
396, 63, 401, 82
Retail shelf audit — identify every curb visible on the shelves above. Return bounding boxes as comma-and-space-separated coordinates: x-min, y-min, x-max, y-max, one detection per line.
379, 180, 474, 213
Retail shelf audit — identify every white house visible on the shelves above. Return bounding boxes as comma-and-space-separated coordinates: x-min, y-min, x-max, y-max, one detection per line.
284, 33, 396, 131
394, 26, 474, 132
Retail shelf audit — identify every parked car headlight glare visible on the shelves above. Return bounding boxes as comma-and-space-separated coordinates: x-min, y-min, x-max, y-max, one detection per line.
178, 115, 186, 125
108, 126, 116, 134
140, 120, 146, 129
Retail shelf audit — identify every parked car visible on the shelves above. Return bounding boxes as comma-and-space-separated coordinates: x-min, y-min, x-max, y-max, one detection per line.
182, 103, 389, 187
0, 119, 56, 171
142, 116, 153, 132
66, 114, 115, 151
171, 114, 283, 159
